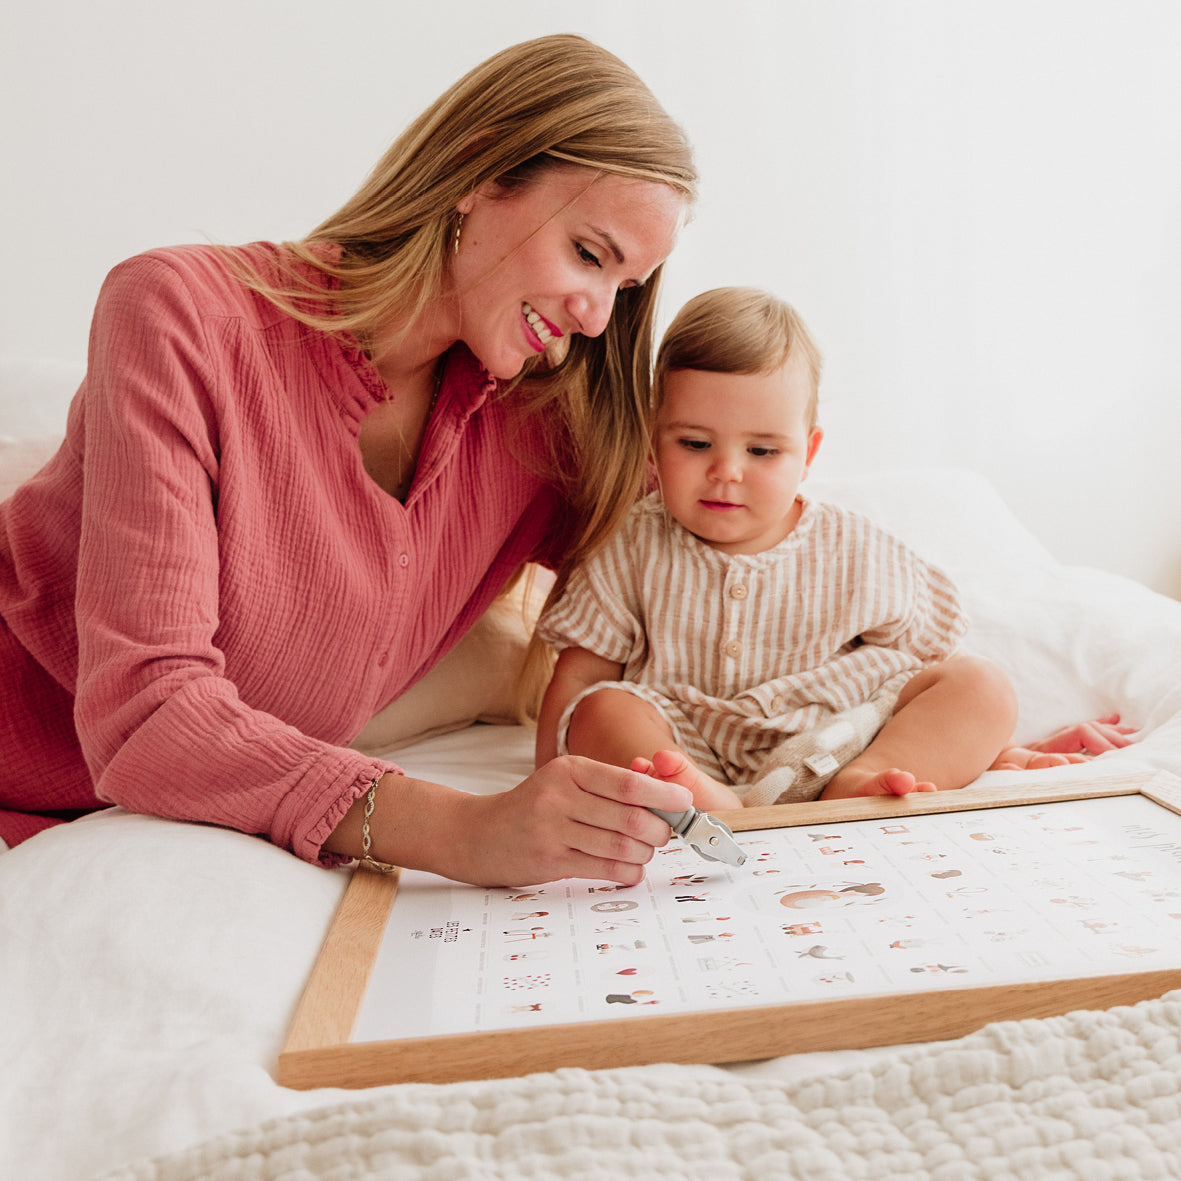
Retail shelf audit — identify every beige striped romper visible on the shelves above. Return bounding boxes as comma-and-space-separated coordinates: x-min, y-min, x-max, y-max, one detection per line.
536, 493, 968, 804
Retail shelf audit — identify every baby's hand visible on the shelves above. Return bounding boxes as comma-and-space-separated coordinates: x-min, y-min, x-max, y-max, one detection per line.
991, 714, 1137, 771
1025, 714, 1137, 755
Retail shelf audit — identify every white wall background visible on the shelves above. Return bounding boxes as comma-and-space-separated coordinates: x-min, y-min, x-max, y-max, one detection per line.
3, 0, 1179, 596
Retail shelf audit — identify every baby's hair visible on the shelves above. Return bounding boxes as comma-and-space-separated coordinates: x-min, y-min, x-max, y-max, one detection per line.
654, 287, 823, 429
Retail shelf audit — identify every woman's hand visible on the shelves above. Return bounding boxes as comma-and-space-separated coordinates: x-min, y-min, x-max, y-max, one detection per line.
332, 757, 695, 889
445, 756, 693, 887
990, 713, 1138, 771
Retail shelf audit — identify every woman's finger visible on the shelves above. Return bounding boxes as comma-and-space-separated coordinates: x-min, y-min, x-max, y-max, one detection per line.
564, 755, 692, 812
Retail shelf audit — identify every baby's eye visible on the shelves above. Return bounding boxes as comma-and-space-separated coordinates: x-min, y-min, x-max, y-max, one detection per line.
678, 438, 710, 451
576, 243, 601, 268
748, 446, 779, 458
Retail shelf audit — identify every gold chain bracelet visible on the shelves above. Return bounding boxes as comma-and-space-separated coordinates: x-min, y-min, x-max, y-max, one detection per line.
360, 775, 398, 875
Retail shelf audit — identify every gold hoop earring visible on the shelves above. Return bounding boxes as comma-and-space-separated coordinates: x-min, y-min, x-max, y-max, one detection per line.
453, 212, 464, 255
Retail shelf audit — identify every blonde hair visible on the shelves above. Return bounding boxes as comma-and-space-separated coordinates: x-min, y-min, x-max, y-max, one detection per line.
226, 35, 696, 721
654, 287, 823, 429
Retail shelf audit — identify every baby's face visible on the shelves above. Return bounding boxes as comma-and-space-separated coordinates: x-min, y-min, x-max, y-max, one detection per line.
653, 356, 822, 555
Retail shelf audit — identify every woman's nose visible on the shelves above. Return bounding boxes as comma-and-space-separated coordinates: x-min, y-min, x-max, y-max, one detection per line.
568, 283, 616, 338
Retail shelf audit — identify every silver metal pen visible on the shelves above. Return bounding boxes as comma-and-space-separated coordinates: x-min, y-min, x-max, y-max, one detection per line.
648, 805, 747, 867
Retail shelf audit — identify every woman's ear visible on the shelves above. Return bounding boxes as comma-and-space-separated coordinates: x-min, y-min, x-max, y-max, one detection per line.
644, 451, 660, 494
458, 177, 507, 216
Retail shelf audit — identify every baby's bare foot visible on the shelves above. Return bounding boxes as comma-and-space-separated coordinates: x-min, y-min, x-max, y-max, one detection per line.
631, 750, 742, 810
822, 768, 937, 799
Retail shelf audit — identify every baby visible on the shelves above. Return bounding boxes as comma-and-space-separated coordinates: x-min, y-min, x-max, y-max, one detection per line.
535, 287, 1025, 812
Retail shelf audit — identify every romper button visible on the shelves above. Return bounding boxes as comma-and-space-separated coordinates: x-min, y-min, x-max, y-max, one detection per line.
723, 639, 742, 658
770, 695, 785, 712
398, 553, 409, 568
729, 583, 748, 599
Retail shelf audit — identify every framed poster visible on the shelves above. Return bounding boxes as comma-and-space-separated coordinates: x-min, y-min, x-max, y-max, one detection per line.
279, 769, 1181, 1089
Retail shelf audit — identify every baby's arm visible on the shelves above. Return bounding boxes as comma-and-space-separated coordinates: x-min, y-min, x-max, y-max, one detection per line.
535, 646, 625, 768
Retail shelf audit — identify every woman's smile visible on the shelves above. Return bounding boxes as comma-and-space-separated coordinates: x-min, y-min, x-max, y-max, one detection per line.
522, 302, 560, 351
443, 167, 684, 380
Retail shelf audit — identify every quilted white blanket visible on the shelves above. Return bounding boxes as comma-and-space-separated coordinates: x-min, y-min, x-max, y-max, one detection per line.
100, 992, 1181, 1179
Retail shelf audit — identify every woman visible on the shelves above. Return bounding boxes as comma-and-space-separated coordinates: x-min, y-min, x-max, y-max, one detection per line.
0, 34, 698, 886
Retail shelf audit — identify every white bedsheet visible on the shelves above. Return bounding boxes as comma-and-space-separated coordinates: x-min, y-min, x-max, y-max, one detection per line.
3, 467, 1180, 1180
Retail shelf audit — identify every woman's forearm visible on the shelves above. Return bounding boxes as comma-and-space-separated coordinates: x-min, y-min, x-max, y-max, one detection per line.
321, 772, 475, 878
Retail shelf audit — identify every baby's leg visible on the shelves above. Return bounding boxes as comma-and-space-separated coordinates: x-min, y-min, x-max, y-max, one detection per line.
821, 653, 1018, 800
565, 689, 739, 810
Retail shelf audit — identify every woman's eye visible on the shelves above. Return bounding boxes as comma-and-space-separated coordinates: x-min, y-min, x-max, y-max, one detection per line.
576, 243, 601, 267
679, 438, 709, 451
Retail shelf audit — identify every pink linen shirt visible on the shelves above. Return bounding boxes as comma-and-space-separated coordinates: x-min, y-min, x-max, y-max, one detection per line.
0, 243, 567, 859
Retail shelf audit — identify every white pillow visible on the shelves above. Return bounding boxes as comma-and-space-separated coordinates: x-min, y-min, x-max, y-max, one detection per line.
0, 434, 64, 501
806, 466, 1056, 578
0, 358, 82, 437
810, 467, 1181, 746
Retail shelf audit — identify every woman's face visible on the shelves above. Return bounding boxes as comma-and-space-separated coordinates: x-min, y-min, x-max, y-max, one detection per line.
448, 166, 685, 380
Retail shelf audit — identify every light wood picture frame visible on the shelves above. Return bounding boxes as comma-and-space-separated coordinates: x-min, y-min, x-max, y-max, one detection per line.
279, 769, 1181, 1090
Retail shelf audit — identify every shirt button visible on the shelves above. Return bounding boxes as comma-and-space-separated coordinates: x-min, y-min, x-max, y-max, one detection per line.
770, 695, 785, 712
729, 583, 748, 600
723, 640, 742, 658
398, 553, 410, 568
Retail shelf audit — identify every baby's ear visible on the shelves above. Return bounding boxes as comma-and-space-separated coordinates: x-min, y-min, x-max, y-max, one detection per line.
803, 427, 824, 474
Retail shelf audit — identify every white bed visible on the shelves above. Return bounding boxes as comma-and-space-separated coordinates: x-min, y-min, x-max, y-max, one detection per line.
4, 363, 1181, 1180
